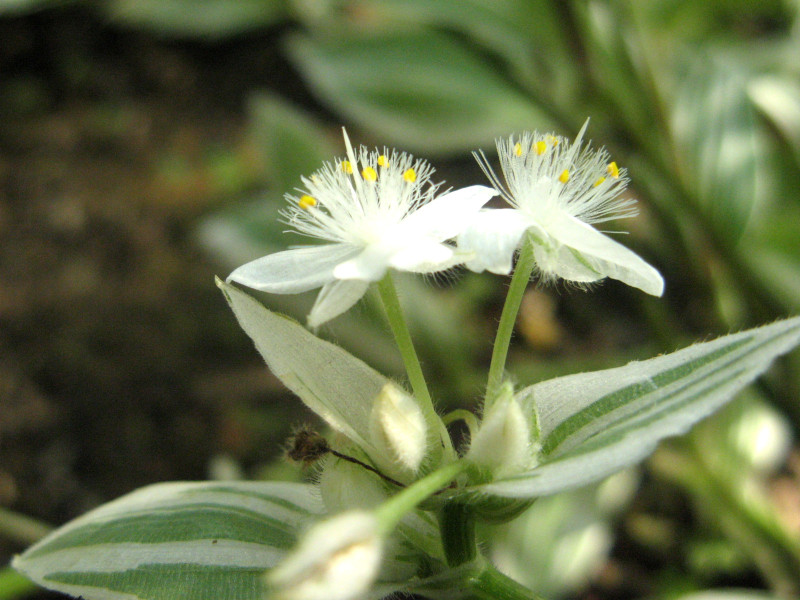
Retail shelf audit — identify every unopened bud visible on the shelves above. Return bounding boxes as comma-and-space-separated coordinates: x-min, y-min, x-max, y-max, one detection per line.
266, 511, 382, 600
369, 382, 427, 473
468, 392, 535, 478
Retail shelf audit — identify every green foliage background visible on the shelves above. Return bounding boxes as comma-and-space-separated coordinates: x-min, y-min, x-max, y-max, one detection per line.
2, 0, 800, 599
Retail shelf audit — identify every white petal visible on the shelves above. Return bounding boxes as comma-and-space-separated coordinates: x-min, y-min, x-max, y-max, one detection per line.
227, 244, 360, 293
308, 279, 370, 328
546, 211, 664, 296
388, 240, 455, 272
457, 209, 535, 274
533, 243, 604, 283
399, 185, 497, 240
333, 245, 393, 281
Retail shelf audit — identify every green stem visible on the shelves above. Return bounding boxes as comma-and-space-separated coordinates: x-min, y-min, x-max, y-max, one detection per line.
406, 558, 542, 600
374, 461, 467, 533
439, 502, 476, 567
485, 237, 536, 405
442, 409, 480, 438
0, 507, 51, 546
376, 273, 453, 456
466, 563, 545, 600
0, 567, 38, 600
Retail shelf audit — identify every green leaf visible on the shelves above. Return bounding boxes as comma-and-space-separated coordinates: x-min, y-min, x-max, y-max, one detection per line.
12, 481, 324, 600
196, 93, 337, 268
749, 74, 800, 167
740, 200, 800, 312
340, 0, 573, 93
671, 55, 759, 241
0, 0, 63, 14
284, 30, 552, 155
217, 279, 390, 462
105, 0, 287, 39
247, 92, 338, 199
672, 591, 781, 600
467, 316, 800, 498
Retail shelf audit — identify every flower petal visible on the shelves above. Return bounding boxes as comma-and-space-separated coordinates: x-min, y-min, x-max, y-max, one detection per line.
533, 243, 604, 283
332, 246, 393, 281
457, 209, 536, 274
546, 211, 664, 296
227, 244, 360, 293
308, 279, 370, 328
399, 185, 497, 240
388, 240, 456, 272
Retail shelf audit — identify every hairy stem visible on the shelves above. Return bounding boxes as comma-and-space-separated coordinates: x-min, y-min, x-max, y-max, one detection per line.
485, 237, 536, 405
377, 273, 454, 457
374, 462, 467, 532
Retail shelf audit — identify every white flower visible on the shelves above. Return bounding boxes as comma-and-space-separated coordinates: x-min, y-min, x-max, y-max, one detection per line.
266, 511, 382, 600
458, 119, 664, 296
227, 129, 496, 327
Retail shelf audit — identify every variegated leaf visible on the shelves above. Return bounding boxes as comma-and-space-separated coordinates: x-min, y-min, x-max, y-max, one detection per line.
13, 481, 324, 600
469, 317, 800, 498
217, 278, 389, 458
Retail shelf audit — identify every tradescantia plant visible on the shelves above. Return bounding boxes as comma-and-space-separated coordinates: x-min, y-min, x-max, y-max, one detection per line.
12, 126, 800, 600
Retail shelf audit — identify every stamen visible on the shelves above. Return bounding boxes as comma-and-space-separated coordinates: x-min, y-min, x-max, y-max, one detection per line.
377, 155, 388, 167
298, 195, 317, 209
593, 177, 606, 187
403, 168, 417, 183
514, 142, 522, 157
607, 162, 620, 178
546, 135, 559, 146
558, 169, 570, 183
362, 166, 377, 181
534, 140, 547, 155
341, 128, 365, 198
341, 160, 353, 174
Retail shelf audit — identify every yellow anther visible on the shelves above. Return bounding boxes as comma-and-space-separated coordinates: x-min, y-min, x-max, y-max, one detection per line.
593, 176, 606, 187
341, 160, 353, 174
298, 195, 317, 209
362, 166, 377, 181
534, 140, 547, 155
607, 161, 620, 178
546, 135, 559, 146
377, 155, 388, 167
403, 168, 417, 183
514, 142, 522, 157
558, 169, 570, 184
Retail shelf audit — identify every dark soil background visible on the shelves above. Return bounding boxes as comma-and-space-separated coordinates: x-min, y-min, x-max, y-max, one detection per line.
0, 6, 311, 582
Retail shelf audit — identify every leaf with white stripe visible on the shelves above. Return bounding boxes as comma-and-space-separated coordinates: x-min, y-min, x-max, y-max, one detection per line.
468, 317, 800, 498
12, 481, 325, 600
217, 278, 390, 461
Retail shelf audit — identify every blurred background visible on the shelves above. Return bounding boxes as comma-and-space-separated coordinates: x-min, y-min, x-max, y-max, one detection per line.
1, 1, 800, 599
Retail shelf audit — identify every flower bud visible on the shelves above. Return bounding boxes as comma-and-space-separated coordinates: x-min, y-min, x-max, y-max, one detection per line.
369, 382, 427, 474
468, 391, 536, 478
266, 511, 382, 600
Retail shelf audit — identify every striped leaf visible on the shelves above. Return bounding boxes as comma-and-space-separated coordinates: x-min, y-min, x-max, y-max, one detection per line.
217, 278, 389, 460
12, 481, 325, 600
469, 317, 800, 498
